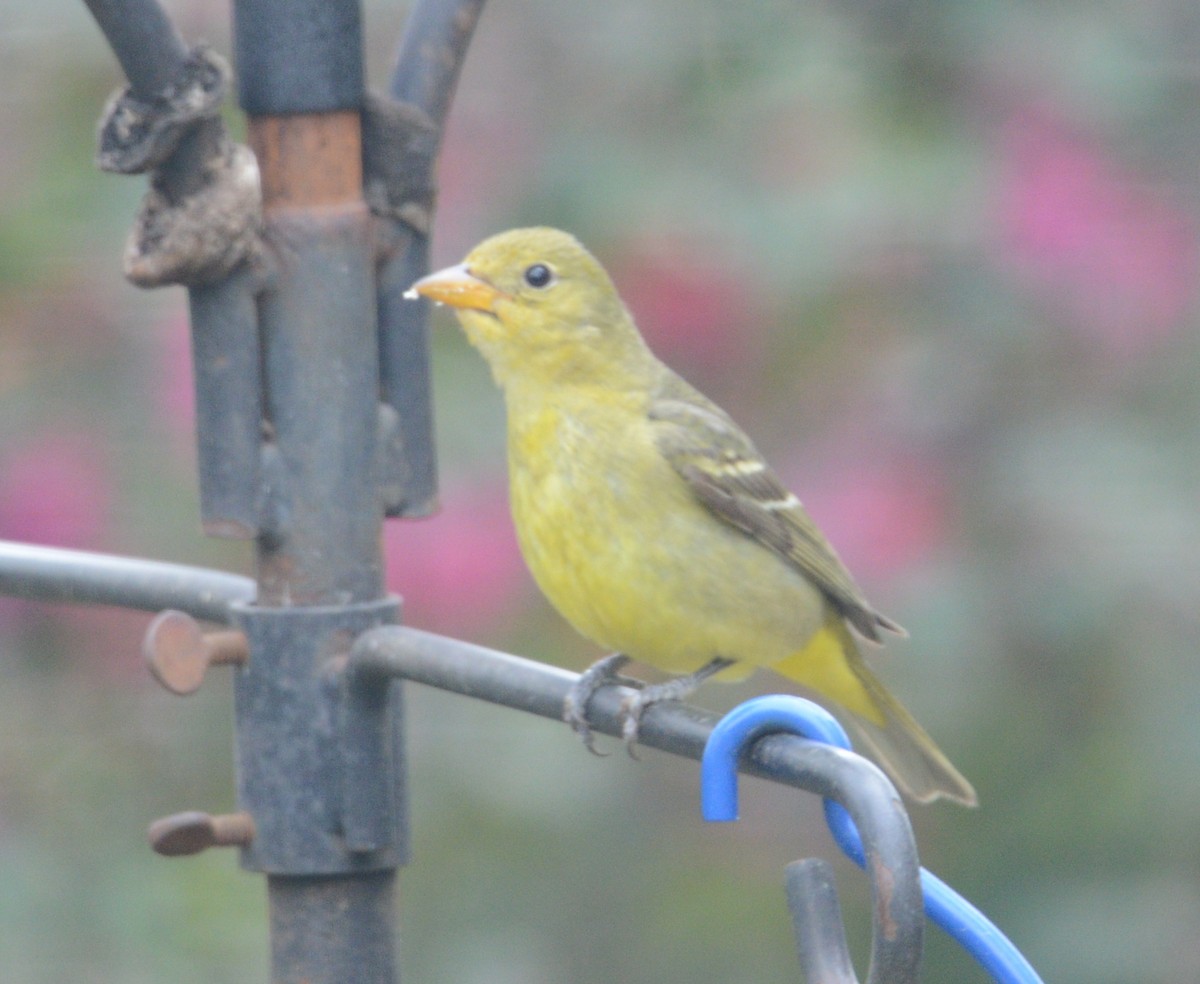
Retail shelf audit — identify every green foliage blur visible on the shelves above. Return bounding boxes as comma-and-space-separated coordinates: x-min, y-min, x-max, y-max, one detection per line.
3, 1, 1200, 982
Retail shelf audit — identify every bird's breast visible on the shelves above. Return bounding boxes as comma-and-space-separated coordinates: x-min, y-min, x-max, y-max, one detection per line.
504, 392, 826, 671
507, 397, 651, 634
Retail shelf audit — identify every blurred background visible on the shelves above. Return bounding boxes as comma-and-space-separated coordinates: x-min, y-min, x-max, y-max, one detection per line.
3, 0, 1200, 981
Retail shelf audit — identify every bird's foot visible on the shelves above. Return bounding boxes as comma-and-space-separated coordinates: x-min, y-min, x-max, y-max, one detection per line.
563, 653, 641, 756
614, 657, 737, 758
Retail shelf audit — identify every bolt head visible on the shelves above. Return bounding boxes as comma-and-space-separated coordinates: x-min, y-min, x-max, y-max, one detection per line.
143, 609, 208, 695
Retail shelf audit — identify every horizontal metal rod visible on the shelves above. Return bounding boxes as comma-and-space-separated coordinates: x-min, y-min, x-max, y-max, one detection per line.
351, 625, 926, 981
0, 542, 906, 808
352, 624, 897, 798
0, 541, 255, 624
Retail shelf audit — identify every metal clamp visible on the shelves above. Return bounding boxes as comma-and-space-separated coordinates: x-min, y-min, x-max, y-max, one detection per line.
231, 596, 405, 875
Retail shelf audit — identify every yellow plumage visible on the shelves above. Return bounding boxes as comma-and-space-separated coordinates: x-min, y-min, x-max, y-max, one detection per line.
508, 390, 822, 678
411, 227, 976, 807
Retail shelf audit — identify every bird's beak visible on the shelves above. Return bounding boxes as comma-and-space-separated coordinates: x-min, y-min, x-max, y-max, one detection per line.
405, 263, 507, 313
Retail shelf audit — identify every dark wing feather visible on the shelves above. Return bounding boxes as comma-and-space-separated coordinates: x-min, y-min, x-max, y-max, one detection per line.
648, 381, 902, 642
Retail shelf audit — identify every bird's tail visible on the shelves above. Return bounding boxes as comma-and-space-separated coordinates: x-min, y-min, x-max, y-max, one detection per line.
772, 617, 978, 807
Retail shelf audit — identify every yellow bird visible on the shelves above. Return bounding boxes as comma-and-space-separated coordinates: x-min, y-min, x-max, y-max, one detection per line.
410, 227, 976, 807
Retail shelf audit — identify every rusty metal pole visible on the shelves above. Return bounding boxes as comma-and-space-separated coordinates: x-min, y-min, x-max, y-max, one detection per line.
80, 1, 490, 979
230, 1, 402, 981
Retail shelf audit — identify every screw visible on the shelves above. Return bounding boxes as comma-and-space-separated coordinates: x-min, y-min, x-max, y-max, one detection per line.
148, 811, 256, 856
142, 609, 248, 695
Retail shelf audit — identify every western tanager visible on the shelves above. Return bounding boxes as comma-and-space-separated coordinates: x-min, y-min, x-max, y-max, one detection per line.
409, 227, 976, 806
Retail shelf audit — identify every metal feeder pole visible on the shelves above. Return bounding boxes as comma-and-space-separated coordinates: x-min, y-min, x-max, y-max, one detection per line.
229, 2, 401, 981
79, 0, 489, 978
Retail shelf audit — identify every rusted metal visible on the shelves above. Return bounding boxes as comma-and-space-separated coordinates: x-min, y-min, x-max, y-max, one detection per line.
149, 810, 256, 856
143, 609, 248, 695
249, 111, 364, 208
251, 202, 383, 605
245, 55, 379, 603
5, 535, 931, 983
71, 2, 487, 982
231, 7, 408, 982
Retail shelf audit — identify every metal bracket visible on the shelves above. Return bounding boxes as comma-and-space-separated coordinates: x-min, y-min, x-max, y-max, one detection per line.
231, 597, 405, 874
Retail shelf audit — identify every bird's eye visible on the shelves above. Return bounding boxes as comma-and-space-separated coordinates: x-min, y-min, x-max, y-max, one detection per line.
523, 263, 554, 289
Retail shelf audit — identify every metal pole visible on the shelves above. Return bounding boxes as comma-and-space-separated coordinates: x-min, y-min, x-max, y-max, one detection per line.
230, 2, 400, 981
374, 0, 489, 519
82, 0, 189, 95
0, 541, 253, 623
77, 0, 483, 977
82, 0, 227, 202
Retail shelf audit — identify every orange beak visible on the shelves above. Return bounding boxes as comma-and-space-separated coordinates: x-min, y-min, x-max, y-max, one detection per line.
406, 263, 507, 313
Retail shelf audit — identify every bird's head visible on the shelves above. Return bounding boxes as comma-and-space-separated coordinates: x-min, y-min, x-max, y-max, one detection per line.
408, 227, 653, 390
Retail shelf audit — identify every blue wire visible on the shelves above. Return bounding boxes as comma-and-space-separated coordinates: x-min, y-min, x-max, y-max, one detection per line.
700, 695, 1044, 984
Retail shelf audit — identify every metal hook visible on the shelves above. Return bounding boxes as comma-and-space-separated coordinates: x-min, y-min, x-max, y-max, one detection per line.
702, 695, 925, 984
702, 695, 1046, 984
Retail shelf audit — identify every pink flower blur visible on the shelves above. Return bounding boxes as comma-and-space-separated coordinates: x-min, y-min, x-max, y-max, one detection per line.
999, 108, 1198, 359
434, 110, 539, 257
383, 478, 529, 636
0, 429, 112, 548
610, 239, 765, 375
156, 309, 197, 462
781, 449, 949, 583
0, 429, 140, 672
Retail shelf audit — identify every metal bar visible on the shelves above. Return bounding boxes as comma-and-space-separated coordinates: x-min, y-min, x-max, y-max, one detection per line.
232, 2, 403, 981
231, 599, 403, 874
189, 267, 263, 539
785, 859, 860, 984
353, 625, 928, 980
82, 0, 189, 98
250, 212, 383, 604
376, 249, 440, 518
351, 625, 880, 792
373, 0, 488, 518
0, 537, 926, 979
268, 872, 397, 982
83, 0, 227, 204
233, 0, 365, 115
245, 111, 379, 606
0, 537, 917, 831
390, 0, 486, 127
701, 697, 924, 984
0, 541, 254, 624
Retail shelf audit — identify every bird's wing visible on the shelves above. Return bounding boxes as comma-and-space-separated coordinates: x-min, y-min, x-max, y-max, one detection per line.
649, 384, 902, 642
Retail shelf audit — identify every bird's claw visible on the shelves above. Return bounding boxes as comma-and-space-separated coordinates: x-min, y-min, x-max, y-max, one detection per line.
616, 656, 737, 758
563, 688, 606, 757
618, 691, 648, 760
565, 654, 736, 758
563, 653, 636, 755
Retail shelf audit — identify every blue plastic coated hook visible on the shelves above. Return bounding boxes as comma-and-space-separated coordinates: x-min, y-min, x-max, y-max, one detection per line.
701, 695, 1045, 984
